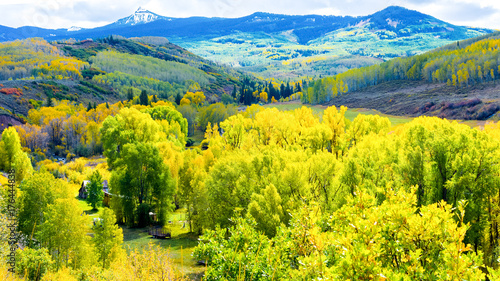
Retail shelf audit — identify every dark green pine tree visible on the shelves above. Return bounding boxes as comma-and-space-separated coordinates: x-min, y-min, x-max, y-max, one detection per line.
280, 83, 285, 100
239, 85, 246, 104
232, 85, 237, 99
127, 88, 134, 101
268, 82, 277, 100
152, 94, 158, 103
93, 102, 97, 110
139, 90, 149, 106
87, 102, 93, 111
106, 102, 109, 109
175, 92, 182, 105
286, 82, 292, 98
46, 96, 53, 107
295, 82, 302, 93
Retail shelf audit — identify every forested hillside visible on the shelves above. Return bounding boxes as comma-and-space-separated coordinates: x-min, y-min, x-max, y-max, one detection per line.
304, 32, 500, 120
0, 38, 88, 80
0, 36, 250, 124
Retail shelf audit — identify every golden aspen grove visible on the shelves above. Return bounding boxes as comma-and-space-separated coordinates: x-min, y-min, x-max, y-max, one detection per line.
2, 6, 500, 281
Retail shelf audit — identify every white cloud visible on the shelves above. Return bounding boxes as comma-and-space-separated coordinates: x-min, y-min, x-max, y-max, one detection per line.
309, 7, 342, 16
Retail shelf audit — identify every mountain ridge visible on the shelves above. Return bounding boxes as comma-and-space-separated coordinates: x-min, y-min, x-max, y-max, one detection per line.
0, 6, 492, 44
0, 6, 494, 80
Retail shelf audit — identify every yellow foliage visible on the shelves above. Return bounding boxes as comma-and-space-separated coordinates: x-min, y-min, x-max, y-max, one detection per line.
259, 91, 268, 103
180, 98, 191, 106
182, 91, 206, 106
0, 38, 88, 80
41, 267, 78, 281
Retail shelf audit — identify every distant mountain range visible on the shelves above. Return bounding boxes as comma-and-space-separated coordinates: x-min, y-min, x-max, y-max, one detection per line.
0, 6, 491, 43
0, 6, 491, 44
0, 6, 494, 79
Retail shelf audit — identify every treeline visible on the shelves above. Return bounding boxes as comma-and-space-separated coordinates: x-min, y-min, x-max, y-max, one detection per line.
304, 33, 500, 104
0, 38, 88, 80
187, 107, 500, 279
236, 76, 304, 105
17, 98, 188, 160
90, 50, 214, 87
92, 71, 188, 99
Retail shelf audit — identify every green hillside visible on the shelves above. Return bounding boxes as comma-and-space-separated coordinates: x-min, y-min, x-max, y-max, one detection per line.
180, 27, 484, 80
174, 7, 490, 80
0, 36, 252, 120
303, 31, 500, 120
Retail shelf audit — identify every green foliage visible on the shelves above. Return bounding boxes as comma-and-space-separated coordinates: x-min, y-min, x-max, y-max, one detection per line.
92, 208, 124, 269
307, 36, 500, 104
15, 247, 53, 281
142, 105, 188, 137
93, 71, 186, 99
177, 105, 198, 136
90, 50, 214, 86
248, 184, 284, 237
195, 189, 486, 280
86, 170, 104, 210
38, 198, 95, 270
110, 142, 174, 226
101, 107, 179, 226
197, 103, 237, 132
0, 127, 33, 183
139, 90, 149, 106
17, 171, 71, 236
220, 93, 234, 105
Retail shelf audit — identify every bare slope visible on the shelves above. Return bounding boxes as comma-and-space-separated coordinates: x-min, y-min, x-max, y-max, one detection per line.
328, 80, 500, 120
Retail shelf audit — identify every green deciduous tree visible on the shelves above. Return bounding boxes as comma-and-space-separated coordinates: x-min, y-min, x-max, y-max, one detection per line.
248, 183, 284, 237
38, 198, 95, 270
0, 127, 32, 183
86, 170, 104, 210
110, 142, 175, 226
15, 247, 53, 281
18, 171, 71, 236
92, 208, 124, 269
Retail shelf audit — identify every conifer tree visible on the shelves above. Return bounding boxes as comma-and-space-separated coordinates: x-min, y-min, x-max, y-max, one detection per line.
175, 92, 182, 105
127, 88, 134, 101
46, 96, 53, 107
232, 85, 237, 99
139, 89, 148, 106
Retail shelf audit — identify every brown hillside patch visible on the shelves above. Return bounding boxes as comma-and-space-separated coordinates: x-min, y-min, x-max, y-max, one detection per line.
328, 80, 500, 120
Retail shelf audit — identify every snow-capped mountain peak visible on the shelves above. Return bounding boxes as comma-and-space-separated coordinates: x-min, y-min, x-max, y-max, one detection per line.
136, 6, 147, 13
114, 7, 167, 26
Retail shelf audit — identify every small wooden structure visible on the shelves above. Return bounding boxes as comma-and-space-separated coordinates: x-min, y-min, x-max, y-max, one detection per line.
79, 180, 109, 203
78, 180, 90, 199
103, 191, 111, 207
149, 226, 171, 239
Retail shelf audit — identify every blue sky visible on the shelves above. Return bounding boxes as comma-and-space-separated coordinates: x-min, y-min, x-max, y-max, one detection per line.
0, 0, 498, 29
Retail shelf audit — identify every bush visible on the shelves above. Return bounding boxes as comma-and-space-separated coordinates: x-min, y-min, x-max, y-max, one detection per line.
16, 247, 53, 281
